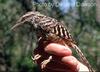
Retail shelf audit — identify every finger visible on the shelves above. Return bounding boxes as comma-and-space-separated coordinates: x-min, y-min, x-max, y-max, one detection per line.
61, 56, 78, 71
43, 56, 79, 72
77, 62, 89, 72
45, 43, 72, 56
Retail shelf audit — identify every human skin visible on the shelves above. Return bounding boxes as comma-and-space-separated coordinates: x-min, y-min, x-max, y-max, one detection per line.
33, 40, 89, 72
44, 43, 89, 72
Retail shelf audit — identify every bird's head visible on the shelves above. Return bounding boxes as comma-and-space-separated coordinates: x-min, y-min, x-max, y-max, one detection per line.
11, 11, 45, 30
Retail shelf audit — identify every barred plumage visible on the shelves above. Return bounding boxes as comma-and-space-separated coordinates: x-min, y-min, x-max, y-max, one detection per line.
11, 11, 74, 43
11, 11, 95, 72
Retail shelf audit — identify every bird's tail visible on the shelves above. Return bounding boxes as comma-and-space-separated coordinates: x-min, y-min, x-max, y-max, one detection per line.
71, 43, 95, 72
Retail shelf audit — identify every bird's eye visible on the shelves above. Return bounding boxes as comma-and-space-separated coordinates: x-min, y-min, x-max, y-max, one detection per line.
33, 23, 38, 29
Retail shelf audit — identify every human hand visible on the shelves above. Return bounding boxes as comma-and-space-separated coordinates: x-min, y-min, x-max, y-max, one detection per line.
33, 40, 89, 72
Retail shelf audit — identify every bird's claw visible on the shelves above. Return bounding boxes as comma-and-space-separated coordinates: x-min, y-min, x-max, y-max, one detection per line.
41, 56, 52, 69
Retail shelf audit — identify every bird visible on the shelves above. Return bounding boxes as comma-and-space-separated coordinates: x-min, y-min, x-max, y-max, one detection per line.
11, 11, 95, 72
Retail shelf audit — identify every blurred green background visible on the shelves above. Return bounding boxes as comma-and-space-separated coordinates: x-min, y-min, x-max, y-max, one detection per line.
0, 0, 100, 72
